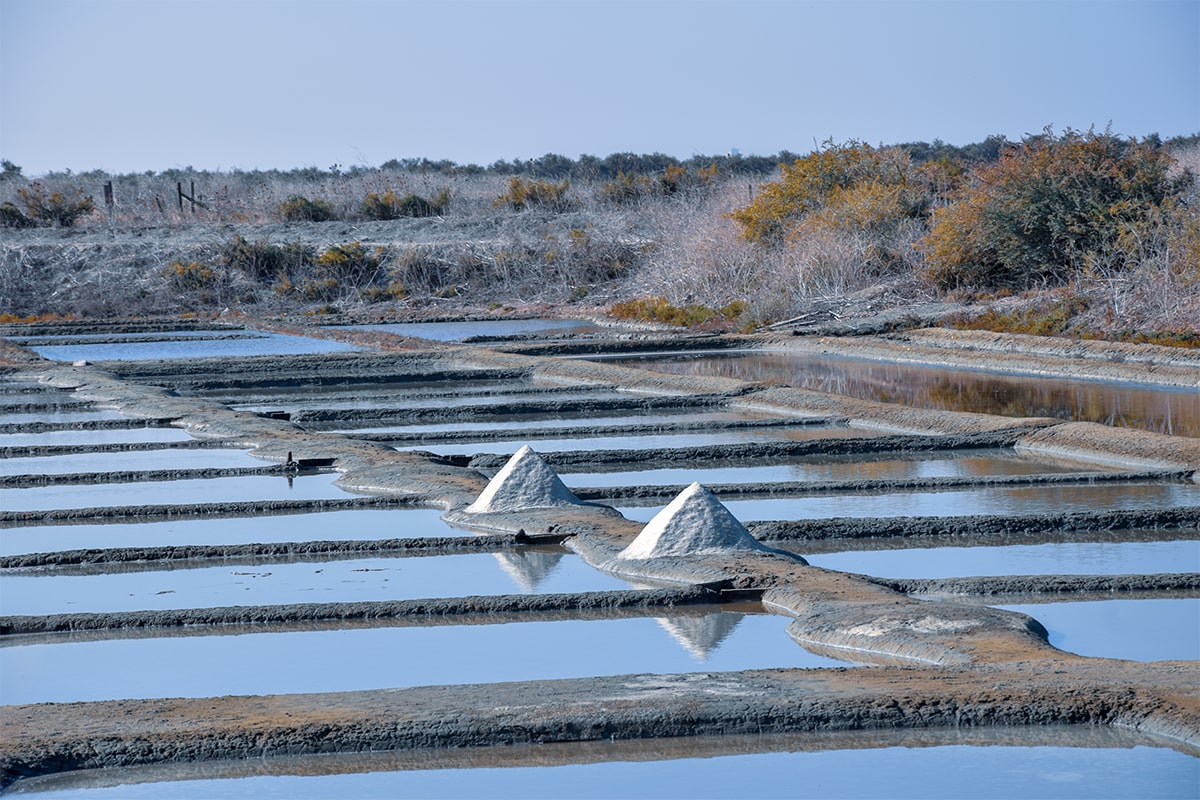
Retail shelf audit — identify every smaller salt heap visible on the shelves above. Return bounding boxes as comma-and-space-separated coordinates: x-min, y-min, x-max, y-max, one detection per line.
618, 482, 769, 560
464, 445, 584, 513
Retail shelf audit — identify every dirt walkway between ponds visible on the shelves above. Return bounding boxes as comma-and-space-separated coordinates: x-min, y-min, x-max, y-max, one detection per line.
3, 661, 1197, 786
0, 587, 727, 636
2, 327, 1199, 786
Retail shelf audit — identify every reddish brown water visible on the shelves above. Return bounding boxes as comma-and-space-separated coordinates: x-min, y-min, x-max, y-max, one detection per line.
612, 352, 1200, 437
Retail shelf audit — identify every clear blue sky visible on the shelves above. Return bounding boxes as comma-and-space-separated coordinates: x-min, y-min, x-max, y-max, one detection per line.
1, 0, 1197, 175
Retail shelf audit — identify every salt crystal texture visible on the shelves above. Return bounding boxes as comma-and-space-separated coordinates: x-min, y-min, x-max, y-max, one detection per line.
618, 482, 768, 559
464, 445, 583, 513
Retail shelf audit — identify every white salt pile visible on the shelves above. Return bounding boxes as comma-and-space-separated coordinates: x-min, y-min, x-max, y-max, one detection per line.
618, 482, 769, 560
464, 445, 584, 513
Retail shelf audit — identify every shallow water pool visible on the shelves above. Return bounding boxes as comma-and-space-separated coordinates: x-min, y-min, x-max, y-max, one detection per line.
1, 549, 635, 615
24, 332, 362, 362
395, 427, 874, 457
614, 482, 1200, 522
800, 539, 1200, 579
995, 597, 1200, 662
0, 508, 462, 557
0, 447, 264, 477
338, 318, 600, 341
0, 427, 193, 447
616, 351, 1200, 438
0, 611, 842, 704
562, 450, 1105, 489
0, 472, 354, 512
9, 738, 1196, 799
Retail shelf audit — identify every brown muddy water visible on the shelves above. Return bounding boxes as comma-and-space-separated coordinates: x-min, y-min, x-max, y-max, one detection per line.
610, 352, 1200, 437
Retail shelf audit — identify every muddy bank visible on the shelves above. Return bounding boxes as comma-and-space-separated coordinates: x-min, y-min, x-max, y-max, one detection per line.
11, 725, 1169, 794
0, 587, 724, 635
0, 495, 425, 525
0, 533, 548, 569
0, 464, 287, 488
0, 438, 244, 458
571, 469, 1188, 502
872, 572, 1200, 597
462, 430, 1024, 470
0, 417, 178, 435
4, 661, 1197, 789
748, 507, 1200, 542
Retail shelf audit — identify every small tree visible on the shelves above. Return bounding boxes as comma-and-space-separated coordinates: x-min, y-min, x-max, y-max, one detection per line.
921, 128, 1190, 290
16, 182, 95, 227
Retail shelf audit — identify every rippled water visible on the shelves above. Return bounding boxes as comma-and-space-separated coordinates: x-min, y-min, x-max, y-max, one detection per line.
614, 352, 1200, 437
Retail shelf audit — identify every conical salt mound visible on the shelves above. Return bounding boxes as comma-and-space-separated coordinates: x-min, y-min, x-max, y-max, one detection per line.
618, 482, 768, 560
464, 445, 583, 513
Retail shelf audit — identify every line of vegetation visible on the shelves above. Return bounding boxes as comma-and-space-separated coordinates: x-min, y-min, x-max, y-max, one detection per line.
1, 130, 1196, 342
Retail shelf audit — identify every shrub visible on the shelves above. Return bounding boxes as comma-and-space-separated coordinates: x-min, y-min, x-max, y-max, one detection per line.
164, 261, 217, 292
276, 195, 334, 222
609, 296, 747, 328
218, 236, 312, 282
16, 182, 95, 227
361, 188, 449, 220
493, 177, 572, 211
921, 128, 1190, 291
0, 202, 33, 228
730, 142, 927, 244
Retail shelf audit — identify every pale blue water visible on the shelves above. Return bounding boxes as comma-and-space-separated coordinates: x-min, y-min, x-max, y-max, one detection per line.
802, 540, 1200, 579
0, 612, 841, 704
1, 550, 635, 615
563, 450, 1104, 488
343, 318, 599, 341
0, 428, 193, 447
0, 472, 353, 511
25, 332, 362, 362
614, 483, 1200, 522
9, 743, 1196, 799
996, 598, 1200, 662
0, 508, 464, 556
0, 447, 263, 476
0, 409, 125, 424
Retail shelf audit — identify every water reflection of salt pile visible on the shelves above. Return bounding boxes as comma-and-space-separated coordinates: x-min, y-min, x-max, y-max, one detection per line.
492, 550, 564, 592
656, 612, 744, 661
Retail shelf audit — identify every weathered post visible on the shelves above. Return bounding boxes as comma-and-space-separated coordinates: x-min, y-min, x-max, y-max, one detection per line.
104, 181, 115, 239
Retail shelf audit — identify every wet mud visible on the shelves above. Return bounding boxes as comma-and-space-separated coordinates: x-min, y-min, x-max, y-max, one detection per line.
1, 323, 1198, 788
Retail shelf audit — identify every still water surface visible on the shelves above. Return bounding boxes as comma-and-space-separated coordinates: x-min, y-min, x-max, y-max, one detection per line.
10, 742, 1196, 799
615, 483, 1200, 522
563, 450, 1104, 488
2, 550, 634, 615
996, 598, 1200, 662
802, 540, 1200, 579
616, 352, 1200, 437
24, 332, 362, 362
0, 612, 839, 704
0, 447, 263, 476
0, 508, 463, 556
0, 473, 354, 511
